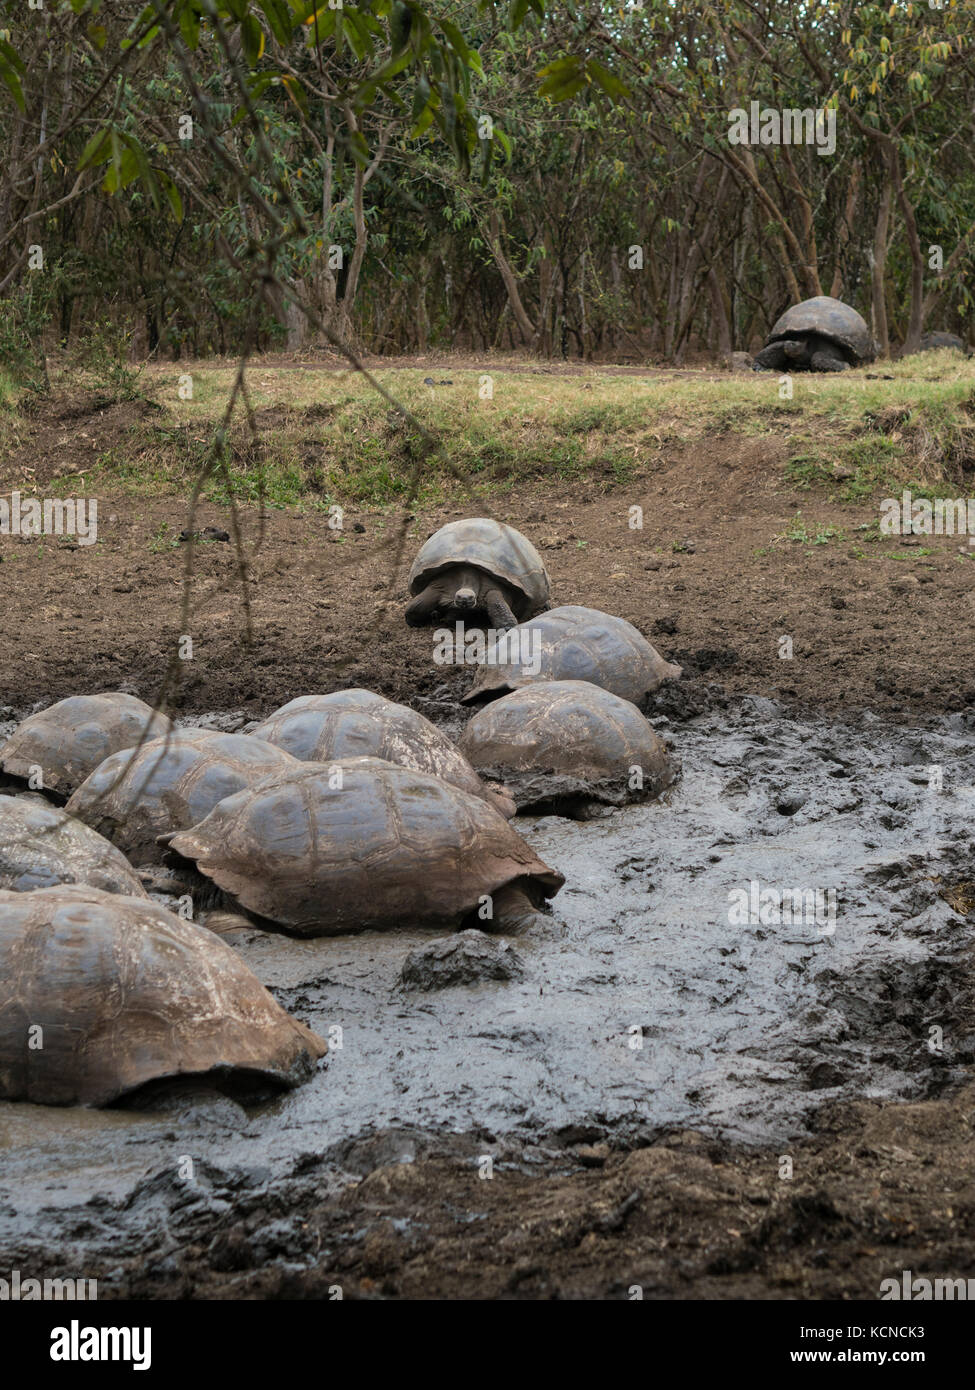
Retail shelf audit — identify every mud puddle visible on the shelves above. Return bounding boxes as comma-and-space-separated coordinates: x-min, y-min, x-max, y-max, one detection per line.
1, 695, 974, 1264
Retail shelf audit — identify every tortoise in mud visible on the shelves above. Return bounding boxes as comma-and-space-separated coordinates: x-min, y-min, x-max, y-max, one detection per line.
0, 886, 326, 1106
250, 688, 515, 818
0, 794, 148, 896
752, 296, 876, 373
66, 727, 300, 861
405, 518, 550, 631
458, 680, 677, 819
0, 693, 172, 799
165, 757, 564, 937
462, 605, 681, 710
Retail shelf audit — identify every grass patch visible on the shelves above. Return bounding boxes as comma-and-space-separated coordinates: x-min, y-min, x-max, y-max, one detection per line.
8, 353, 975, 507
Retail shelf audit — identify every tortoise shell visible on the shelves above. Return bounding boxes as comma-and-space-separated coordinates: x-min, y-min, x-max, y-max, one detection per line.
250, 689, 514, 817
0, 693, 172, 798
167, 757, 564, 936
765, 296, 875, 365
917, 331, 966, 354
408, 518, 550, 617
0, 794, 148, 896
458, 680, 676, 813
462, 606, 681, 709
0, 886, 326, 1106
66, 727, 300, 858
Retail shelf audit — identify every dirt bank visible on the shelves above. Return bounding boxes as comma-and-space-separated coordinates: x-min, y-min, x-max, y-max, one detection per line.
1, 431, 973, 720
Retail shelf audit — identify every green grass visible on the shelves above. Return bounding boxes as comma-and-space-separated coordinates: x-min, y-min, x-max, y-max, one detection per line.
7, 352, 975, 509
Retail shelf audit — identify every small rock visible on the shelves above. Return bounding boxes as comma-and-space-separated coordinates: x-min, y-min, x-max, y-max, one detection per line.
399, 931, 525, 991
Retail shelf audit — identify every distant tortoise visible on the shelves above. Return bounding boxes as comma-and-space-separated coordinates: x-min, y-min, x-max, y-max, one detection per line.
458, 680, 678, 819
405, 518, 550, 631
250, 689, 515, 818
462, 605, 681, 710
752, 297, 876, 373
66, 727, 300, 861
0, 693, 172, 799
165, 757, 564, 937
0, 885, 326, 1106
0, 794, 148, 896
916, 331, 968, 355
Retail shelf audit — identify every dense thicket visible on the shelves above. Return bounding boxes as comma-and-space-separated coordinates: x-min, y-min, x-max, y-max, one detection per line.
1, 0, 973, 368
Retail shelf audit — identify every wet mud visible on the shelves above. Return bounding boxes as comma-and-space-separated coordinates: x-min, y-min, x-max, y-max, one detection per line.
1, 694, 973, 1296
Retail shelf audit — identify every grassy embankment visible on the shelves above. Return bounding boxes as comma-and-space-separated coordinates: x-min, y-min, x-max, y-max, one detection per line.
2, 354, 973, 550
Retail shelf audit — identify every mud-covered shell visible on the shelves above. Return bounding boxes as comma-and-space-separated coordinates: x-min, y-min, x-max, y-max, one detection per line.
408, 518, 551, 617
66, 728, 300, 858
167, 757, 564, 937
0, 886, 326, 1106
250, 689, 515, 818
462, 606, 682, 709
0, 795, 148, 896
0, 694, 173, 797
766, 296, 875, 365
458, 680, 677, 812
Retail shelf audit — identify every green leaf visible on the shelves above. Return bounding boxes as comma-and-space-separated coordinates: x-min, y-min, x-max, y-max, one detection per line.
160, 173, 184, 222
410, 103, 435, 138
0, 39, 25, 76
241, 13, 266, 65
585, 59, 629, 101
303, 7, 338, 41
538, 56, 586, 101
390, 0, 412, 53
178, 4, 200, 50
0, 56, 25, 112
281, 73, 309, 117
258, 0, 294, 46
438, 17, 470, 65
78, 127, 114, 171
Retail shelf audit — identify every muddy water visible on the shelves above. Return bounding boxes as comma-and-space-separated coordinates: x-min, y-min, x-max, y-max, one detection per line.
1, 695, 974, 1258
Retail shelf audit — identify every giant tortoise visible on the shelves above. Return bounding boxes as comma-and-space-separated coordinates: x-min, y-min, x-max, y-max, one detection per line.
916, 331, 968, 355
0, 886, 326, 1106
0, 795, 148, 896
0, 693, 172, 799
462, 605, 681, 709
405, 518, 550, 630
752, 296, 876, 373
66, 727, 300, 860
458, 680, 677, 818
165, 757, 564, 936
249, 689, 515, 818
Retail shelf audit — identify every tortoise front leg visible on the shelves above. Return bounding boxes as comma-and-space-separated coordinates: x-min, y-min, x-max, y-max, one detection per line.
752, 343, 789, 372
810, 345, 849, 372
482, 586, 518, 632
405, 583, 443, 627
